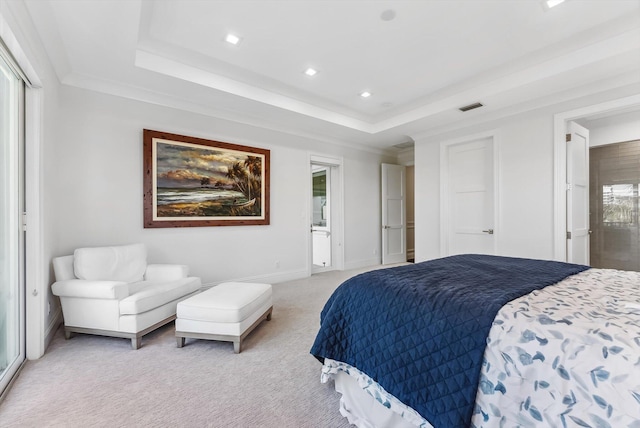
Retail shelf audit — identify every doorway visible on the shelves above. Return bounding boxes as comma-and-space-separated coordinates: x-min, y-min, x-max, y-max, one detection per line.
310, 155, 343, 274
381, 163, 406, 265
553, 94, 640, 262
590, 140, 640, 271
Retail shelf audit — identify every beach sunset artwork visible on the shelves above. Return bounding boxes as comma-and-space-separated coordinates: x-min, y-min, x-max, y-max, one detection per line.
143, 130, 270, 227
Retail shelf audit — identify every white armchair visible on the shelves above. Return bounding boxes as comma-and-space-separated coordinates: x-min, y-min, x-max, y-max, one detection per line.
51, 244, 201, 349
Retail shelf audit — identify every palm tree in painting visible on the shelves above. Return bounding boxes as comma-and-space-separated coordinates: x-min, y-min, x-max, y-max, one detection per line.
225, 162, 250, 198
243, 156, 262, 203
225, 158, 261, 214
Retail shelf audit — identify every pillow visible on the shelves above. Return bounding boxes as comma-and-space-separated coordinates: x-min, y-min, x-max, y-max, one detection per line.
74, 244, 147, 283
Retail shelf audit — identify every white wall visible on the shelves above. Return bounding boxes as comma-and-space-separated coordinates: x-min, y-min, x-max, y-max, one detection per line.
414, 89, 640, 263
49, 86, 391, 288
583, 110, 640, 147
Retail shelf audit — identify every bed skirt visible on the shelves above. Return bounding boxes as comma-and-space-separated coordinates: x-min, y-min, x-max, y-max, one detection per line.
322, 358, 433, 428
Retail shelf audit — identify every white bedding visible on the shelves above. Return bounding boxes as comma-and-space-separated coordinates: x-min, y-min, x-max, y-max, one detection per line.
322, 268, 640, 428
473, 268, 640, 427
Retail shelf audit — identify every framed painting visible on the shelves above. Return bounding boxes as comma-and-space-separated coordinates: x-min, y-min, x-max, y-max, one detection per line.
143, 129, 270, 227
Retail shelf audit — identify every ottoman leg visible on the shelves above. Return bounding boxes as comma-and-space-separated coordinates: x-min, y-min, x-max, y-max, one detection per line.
233, 339, 241, 354
177, 337, 185, 348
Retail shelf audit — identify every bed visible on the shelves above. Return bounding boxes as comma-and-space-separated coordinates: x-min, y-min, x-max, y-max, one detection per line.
310, 254, 640, 427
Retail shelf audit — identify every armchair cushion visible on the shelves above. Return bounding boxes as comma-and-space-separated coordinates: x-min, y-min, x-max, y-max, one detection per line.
74, 243, 147, 283
119, 277, 201, 315
52, 279, 129, 300
144, 264, 189, 282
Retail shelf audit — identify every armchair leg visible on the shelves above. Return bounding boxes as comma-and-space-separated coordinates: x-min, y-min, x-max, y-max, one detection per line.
131, 337, 142, 350
64, 329, 73, 340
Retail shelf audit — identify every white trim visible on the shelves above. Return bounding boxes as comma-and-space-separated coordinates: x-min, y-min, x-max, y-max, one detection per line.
406, 220, 416, 260
0, 9, 41, 88
199, 267, 310, 290
24, 86, 45, 359
135, 50, 374, 133
1, 5, 46, 359
344, 257, 381, 271
553, 94, 640, 262
439, 130, 500, 257
308, 154, 345, 276
62, 72, 389, 157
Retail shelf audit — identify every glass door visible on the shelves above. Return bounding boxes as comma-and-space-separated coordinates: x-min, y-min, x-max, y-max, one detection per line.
590, 141, 640, 271
0, 51, 25, 395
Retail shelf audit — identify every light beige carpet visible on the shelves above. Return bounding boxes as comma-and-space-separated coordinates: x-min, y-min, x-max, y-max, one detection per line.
0, 268, 385, 428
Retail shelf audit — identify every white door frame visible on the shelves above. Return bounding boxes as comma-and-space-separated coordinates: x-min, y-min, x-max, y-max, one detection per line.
308, 154, 344, 276
440, 130, 500, 256
0, 8, 46, 361
553, 94, 640, 262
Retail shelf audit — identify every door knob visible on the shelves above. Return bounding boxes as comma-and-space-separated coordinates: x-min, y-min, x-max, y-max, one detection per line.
482, 229, 494, 235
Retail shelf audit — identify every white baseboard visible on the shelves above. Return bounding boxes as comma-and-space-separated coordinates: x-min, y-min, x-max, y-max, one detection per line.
200, 267, 310, 289
44, 307, 63, 351
344, 257, 381, 271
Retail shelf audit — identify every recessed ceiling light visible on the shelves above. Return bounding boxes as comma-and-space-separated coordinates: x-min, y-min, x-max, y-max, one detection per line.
304, 68, 318, 77
543, 0, 565, 9
225, 33, 241, 45
360, 91, 372, 98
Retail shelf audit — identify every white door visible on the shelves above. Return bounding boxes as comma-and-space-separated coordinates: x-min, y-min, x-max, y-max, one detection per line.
381, 163, 406, 265
566, 121, 590, 265
443, 138, 496, 256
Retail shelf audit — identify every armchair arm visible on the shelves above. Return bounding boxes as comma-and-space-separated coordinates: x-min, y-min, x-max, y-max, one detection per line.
144, 264, 189, 281
51, 279, 129, 300
52, 255, 76, 281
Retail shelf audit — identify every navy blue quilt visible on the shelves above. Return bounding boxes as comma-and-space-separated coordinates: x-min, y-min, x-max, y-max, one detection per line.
310, 254, 589, 427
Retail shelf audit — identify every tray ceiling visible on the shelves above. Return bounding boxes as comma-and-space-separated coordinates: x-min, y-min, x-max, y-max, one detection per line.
24, 0, 640, 150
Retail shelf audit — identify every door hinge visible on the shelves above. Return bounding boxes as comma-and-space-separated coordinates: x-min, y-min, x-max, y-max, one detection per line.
22, 212, 27, 232
566, 231, 572, 239
566, 133, 571, 142
566, 183, 572, 191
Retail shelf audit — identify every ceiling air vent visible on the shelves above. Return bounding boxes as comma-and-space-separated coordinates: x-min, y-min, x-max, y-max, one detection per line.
459, 102, 484, 112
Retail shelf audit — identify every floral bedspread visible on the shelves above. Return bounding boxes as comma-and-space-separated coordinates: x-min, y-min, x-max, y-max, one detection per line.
472, 268, 640, 428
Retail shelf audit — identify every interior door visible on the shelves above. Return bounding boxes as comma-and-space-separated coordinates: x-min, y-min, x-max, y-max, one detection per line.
381, 163, 406, 265
566, 121, 590, 265
444, 138, 495, 256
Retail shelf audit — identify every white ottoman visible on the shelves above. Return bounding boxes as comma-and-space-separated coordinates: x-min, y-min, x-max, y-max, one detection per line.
175, 282, 272, 353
